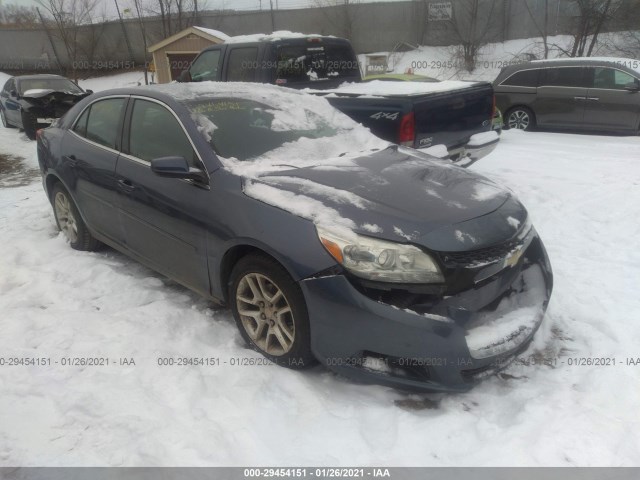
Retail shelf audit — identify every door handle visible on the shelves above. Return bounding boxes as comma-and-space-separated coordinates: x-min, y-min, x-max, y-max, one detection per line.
64, 154, 77, 167
117, 178, 136, 193
587, 97, 600, 101
574, 96, 587, 100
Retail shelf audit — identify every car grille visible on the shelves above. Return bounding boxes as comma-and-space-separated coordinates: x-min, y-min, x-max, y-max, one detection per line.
440, 239, 521, 267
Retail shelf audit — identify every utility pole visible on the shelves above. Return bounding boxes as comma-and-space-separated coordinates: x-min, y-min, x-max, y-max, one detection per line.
114, 0, 135, 66
269, 0, 275, 32
133, 0, 149, 85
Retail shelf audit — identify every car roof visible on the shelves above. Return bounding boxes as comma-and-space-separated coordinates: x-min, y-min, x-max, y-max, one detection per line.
496, 57, 640, 82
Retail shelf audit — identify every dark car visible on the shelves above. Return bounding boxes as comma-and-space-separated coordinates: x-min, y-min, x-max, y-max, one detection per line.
37, 82, 552, 392
494, 57, 640, 133
0, 74, 91, 140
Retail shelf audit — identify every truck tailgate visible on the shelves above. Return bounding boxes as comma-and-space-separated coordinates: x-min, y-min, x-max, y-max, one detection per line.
313, 82, 494, 151
412, 83, 494, 149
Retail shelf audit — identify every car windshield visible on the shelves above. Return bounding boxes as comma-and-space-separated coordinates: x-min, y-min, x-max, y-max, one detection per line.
18, 78, 83, 95
185, 97, 343, 161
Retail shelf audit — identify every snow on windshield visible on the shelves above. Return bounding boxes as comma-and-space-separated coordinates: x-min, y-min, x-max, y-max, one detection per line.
150, 82, 389, 235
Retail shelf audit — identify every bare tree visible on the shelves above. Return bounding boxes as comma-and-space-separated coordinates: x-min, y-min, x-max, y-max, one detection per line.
312, 0, 361, 40
448, 0, 499, 72
36, 0, 104, 80
568, 0, 621, 57
139, 0, 203, 38
0, 3, 39, 27
523, 0, 550, 59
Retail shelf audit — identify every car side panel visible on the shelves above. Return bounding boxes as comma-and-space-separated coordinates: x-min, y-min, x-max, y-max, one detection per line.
583, 88, 640, 131
534, 85, 588, 128
115, 156, 211, 297
60, 131, 125, 244
3, 93, 22, 127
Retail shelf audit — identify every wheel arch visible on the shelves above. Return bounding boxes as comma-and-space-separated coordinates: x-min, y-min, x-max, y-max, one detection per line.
218, 244, 291, 305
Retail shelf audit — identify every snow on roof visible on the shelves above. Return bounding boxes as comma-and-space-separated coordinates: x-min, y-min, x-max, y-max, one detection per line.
532, 56, 640, 75
225, 30, 329, 44
192, 26, 230, 41
312, 79, 481, 97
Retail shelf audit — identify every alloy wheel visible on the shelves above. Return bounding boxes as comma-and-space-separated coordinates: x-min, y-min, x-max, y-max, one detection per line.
54, 191, 79, 244
236, 272, 295, 356
508, 110, 530, 130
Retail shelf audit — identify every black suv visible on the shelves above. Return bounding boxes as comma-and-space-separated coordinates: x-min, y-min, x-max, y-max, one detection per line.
494, 58, 640, 133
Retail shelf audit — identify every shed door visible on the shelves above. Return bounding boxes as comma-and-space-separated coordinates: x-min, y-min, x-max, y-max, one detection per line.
167, 53, 198, 81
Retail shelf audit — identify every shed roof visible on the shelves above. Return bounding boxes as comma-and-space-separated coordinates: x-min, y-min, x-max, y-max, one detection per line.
148, 26, 229, 53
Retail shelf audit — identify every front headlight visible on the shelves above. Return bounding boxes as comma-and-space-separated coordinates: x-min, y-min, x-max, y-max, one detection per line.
317, 227, 444, 283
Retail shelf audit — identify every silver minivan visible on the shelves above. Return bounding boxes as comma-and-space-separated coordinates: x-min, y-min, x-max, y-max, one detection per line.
494, 58, 640, 133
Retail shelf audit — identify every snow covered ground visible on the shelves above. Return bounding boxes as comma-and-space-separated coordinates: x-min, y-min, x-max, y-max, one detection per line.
1, 71, 640, 466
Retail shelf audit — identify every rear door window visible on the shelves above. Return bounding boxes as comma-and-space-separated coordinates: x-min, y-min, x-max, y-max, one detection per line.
541, 67, 586, 87
501, 69, 540, 87
226, 47, 259, 82
84, 98, 126, 149
189, 49, 222, 82
592, 67, 636, 90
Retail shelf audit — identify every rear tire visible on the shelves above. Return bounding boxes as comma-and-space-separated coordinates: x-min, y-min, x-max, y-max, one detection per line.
506, 106, 535, 131
51, 183, 101, 251
229, 253, 316, 369
21, 111, 38, 140
1, 108, 14, 128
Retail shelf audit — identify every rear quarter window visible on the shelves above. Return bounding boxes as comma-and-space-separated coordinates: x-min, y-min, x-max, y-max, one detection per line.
501, 69, 540, 87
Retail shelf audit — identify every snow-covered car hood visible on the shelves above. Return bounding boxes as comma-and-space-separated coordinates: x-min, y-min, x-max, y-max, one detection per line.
244, 147, 528, 251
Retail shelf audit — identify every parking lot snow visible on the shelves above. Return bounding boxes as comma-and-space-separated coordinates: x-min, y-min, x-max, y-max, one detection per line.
1, 123, 640, 465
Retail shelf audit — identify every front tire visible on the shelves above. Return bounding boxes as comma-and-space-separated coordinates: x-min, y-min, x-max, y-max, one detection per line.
506, 106, 535, 131
229, 253, 316, 369
21, 111, 38, 140
51, 184, 101, 251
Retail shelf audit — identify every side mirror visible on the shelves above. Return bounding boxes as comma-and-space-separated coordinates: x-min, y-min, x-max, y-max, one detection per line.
150, 156, 206, 182
177, 70, 192, 83
625, 81, 640, 92
10, 90, 18, 98
85, 89, 94, 94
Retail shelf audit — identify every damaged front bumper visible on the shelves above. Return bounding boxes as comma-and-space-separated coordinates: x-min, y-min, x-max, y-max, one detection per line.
299, 228, 552, 392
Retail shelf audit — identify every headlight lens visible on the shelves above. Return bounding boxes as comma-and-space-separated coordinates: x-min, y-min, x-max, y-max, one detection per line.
317, 227, 444, 283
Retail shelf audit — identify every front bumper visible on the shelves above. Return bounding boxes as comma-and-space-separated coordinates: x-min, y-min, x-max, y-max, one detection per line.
300, 230, 552, 392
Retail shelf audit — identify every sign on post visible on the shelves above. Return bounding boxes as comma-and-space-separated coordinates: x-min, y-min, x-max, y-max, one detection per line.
428, 2, 452, 21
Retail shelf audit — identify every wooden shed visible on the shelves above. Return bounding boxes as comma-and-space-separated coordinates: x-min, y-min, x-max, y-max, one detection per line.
148, 26, 229, 84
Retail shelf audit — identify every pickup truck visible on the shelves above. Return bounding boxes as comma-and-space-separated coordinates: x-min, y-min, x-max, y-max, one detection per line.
177, 32, 498, 164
